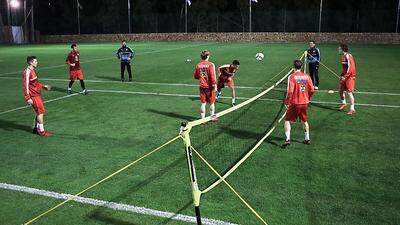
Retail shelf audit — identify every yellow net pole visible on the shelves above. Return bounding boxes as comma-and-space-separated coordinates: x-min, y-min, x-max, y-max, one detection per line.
190, 145, 269, 225
23, 135, 180, 225
180, 122, 202, 224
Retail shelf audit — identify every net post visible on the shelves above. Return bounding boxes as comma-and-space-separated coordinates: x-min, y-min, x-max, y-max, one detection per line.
180, 121, 202, 225
303, 51, 308, 73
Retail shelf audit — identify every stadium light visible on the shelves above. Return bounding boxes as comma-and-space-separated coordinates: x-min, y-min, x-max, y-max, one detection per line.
9, 0, 20, 9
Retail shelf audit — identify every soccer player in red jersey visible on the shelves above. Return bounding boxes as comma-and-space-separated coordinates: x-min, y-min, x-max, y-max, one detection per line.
216, 60, 240, 106
66, 43, 87, 95
193, 50, 217, 120
23, 56, 52, 136
338, 43, 356, 115
283, 60, 315, 147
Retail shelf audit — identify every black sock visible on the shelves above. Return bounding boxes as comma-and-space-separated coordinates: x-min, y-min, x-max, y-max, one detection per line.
68, 80, 74, 88
80, 80, 86, 90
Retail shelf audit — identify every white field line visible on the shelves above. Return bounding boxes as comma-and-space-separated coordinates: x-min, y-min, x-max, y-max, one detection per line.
88, 89, 400, 109
0, 182, 238, 225
0, 76, 399, 96
0, 93, 79, 116
0, 43, 212, 77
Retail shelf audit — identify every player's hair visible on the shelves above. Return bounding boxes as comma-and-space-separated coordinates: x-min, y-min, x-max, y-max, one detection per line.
294, 60, 303, 69
201, 50, 210, 60
121, 40, 126, 43
340, 43, 349, 52
71, 43, 77, 49
232, 60, 240, 65
310, 40, 316, 44
26, 56, 37, 64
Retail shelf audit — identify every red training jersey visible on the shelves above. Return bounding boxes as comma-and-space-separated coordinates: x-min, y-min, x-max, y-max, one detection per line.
218, 64, 238, 79
285, 70, 315, 105
66, 50, 81, 71
193, 60, 216, 89
22, 67, 44, 100
341, 53, 356, 79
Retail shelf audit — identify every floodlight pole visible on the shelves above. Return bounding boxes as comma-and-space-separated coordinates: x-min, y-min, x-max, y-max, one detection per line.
31, 0, 34, 42
7, 0, 11, 26
77, 0, 81, 34
396, 0, 400, 33
180, 122, 202, 225
185, 0, 188, 33
127, 0, 131, 33
249, 0, 252, 33
24, 0, 27, 43
318, 0, 323, 33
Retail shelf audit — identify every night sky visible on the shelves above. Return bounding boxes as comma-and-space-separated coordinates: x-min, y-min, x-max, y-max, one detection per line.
1, 0, 399, 34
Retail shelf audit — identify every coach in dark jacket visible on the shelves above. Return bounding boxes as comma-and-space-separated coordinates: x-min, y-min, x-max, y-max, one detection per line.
307, 41, 321, 89
116, 40, 134, 82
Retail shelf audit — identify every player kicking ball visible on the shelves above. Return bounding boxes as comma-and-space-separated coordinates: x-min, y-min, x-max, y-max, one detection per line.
283, 60, 315, 147
66, 43, 87, 95
216, 60, 240, 106
23, 56, 52, 136
337, 43, 356, 115
193, 50, 218, 121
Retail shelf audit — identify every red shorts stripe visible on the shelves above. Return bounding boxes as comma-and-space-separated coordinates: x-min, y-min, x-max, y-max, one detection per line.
31, 96, 45, 115
199, 87, 216, 104
285, 104, 308, 123
70, 70, 84, 80
339, 77, 355, 93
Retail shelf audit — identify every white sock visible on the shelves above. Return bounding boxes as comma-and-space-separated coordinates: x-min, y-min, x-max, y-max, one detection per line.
200, 112, 205, 119
285, 131, 290, 141
350, 104, 355, 111
68, 87, 71, 90
38, 124, 44, 132
305, 131, 310, 141
210, 109, 215, 116
232, 98, 236, 104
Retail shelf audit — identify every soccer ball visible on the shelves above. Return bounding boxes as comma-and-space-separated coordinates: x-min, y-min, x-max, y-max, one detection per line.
255, 53, 264, 61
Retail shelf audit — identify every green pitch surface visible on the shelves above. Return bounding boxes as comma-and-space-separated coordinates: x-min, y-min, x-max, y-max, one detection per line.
0, 42, 399, 225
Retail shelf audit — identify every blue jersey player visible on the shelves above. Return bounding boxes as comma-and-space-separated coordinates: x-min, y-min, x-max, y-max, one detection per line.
306, 41, 321, 90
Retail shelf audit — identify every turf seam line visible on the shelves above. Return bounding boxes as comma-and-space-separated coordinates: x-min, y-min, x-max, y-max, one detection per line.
0, 93, 79, 116
0, 182, 238, 225
87, 89, 400, 109
1, 76, 399, 96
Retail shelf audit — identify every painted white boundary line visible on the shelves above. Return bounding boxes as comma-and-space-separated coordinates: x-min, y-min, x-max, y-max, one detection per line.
0, 76, 399, 96
0, 93, 79, 115
88, 89, 400, 109
0, 43, 212, 77
0, 182, 238, 225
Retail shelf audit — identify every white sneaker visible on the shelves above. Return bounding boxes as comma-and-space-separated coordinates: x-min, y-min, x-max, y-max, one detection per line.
314, 86, 319, 90
216, 92, 221, 100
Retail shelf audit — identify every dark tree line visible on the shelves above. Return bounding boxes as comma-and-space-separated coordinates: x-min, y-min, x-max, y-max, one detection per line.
1, 0, 398, 34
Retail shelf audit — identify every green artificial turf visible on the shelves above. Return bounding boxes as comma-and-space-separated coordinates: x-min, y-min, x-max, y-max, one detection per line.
0, 42, 399, 225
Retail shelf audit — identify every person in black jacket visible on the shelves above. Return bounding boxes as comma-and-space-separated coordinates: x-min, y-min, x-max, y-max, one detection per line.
116, 40, 134, 82
306, 41, 321, 89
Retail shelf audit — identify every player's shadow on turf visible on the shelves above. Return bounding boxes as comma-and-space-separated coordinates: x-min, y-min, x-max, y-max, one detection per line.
51, 86, 68, 93
88, 156, 188, 225
146, 109, 197, 121
310, 102, 337, 111
96, 75, 121, 81
0, 119, 32, 133
89, 211, 139, 225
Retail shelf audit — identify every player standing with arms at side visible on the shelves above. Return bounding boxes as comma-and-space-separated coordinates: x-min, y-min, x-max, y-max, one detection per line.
283, 60, 315, 147
116, 40, 134, 82
337, 43, 357, 115
307, 40, 321, 90
23, 56, 52, 136
193, 50, 217, 121
66, 43, 87, 95
216, 60, 240, 106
